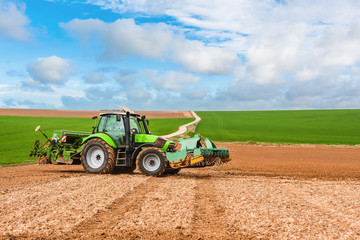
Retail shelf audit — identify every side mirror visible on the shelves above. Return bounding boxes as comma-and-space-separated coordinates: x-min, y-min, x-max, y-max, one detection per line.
35, 125, 40, 132
116, 114, 121, 121
146, 119, 149, 125
92, 116, 98, 128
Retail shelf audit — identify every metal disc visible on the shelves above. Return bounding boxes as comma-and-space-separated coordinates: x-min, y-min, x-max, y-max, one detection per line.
143, 153, 161, 172
86, 146, 105, 169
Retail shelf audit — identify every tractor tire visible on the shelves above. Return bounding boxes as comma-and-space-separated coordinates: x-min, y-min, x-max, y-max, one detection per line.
165, 167, 181, 175
81, 138, 116, 174
137, 147, 167, 177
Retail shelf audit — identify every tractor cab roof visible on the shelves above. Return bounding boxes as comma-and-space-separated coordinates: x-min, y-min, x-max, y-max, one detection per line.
100, 112, 141, 118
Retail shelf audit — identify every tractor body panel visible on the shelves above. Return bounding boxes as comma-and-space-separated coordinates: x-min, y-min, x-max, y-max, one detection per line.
134, 134, 172, 152
82, 133, 117, 148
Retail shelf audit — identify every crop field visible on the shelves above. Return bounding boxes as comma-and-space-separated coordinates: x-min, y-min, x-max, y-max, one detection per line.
0, 116, 192, 166
195, 109, 360, 145
0, 109, 359, 239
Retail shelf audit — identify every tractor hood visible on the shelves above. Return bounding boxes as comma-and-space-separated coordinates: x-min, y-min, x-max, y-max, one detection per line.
134, 134, 174, 152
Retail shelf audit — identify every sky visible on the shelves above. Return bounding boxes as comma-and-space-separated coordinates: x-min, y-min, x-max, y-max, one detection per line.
1, 0, 360, 111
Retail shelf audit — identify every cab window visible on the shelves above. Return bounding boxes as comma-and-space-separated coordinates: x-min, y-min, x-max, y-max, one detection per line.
97, 116, 107, 132
105, 115, 124, 133
130, 117, 142, 134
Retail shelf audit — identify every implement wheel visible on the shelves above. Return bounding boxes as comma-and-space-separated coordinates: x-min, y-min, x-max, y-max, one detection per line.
137, 147, 166, 177
81, 138, 115, 174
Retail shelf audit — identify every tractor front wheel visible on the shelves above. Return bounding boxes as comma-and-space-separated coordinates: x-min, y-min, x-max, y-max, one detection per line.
81, 138, 115, 174
137, 147, 166, 177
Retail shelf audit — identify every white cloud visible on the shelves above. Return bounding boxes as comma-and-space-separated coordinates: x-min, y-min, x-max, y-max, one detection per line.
27, 56, 71, 84
294, 68, 319, 83
20, 78, 52, 91
171, 39, 237, 75
113, 69, 136, 85
85, 0, 360, 32
0, 82, 83, 109
61, 18, 237, 75
82, 72, 108, 84
151, 71, 200, 91
314, 22, 360, 67
0, 0, 30, 41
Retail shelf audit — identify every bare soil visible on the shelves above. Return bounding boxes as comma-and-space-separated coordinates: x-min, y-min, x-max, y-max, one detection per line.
0, 108, 193, 118
0, 144, 359, 239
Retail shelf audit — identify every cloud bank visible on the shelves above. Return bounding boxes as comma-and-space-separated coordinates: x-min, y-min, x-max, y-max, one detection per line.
0, 0, 30, 41
61, 18, 237, 75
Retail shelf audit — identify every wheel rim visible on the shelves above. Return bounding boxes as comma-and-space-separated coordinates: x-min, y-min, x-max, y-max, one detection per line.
143, 153, 161, 172
86, 146, 105, 169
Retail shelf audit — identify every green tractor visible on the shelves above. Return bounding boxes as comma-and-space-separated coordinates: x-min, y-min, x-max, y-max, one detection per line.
30, 111, 231, 176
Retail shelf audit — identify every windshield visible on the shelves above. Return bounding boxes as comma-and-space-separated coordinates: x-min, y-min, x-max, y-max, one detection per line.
130, 117, 142, 134
98, 115, 125, 133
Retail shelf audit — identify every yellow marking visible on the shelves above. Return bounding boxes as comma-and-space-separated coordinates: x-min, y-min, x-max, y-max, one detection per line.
190, 156, 204, 165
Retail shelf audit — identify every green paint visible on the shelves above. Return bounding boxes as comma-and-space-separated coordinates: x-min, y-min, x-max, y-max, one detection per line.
82, 133, 117, 148
178, 135, 200, 150
193, 148, 202, 158
135, 134, 158, 143
166, 150, 187, 163
135, 134, 173, 152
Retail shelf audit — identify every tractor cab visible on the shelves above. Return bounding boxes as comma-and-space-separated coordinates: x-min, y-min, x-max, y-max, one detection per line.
93, 112, 151, 149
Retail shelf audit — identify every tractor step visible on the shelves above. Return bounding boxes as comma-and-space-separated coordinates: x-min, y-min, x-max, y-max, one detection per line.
116, 151, 131, 166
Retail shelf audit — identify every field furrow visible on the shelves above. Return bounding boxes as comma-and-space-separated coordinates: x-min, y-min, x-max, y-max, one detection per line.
214, 177, 360, 239
109, 176, 196, 238
54, 175, 197, 239
191, 177, 234, 239
0, 174, 147, 238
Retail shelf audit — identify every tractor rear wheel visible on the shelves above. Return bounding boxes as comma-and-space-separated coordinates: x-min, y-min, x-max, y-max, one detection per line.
137, 147, 166, 177
81, 138, 115, 174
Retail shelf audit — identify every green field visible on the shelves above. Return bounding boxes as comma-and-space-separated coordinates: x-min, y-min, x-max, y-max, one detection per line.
195, 109, 360, 145
0, 116, 192, 166
1, 109, 359, 166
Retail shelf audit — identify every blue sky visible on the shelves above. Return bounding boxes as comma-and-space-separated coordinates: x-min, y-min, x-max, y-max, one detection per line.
1, 0, 360, 111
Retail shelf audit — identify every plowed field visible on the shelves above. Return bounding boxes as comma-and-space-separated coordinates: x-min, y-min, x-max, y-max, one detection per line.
1, 143, 359, 239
